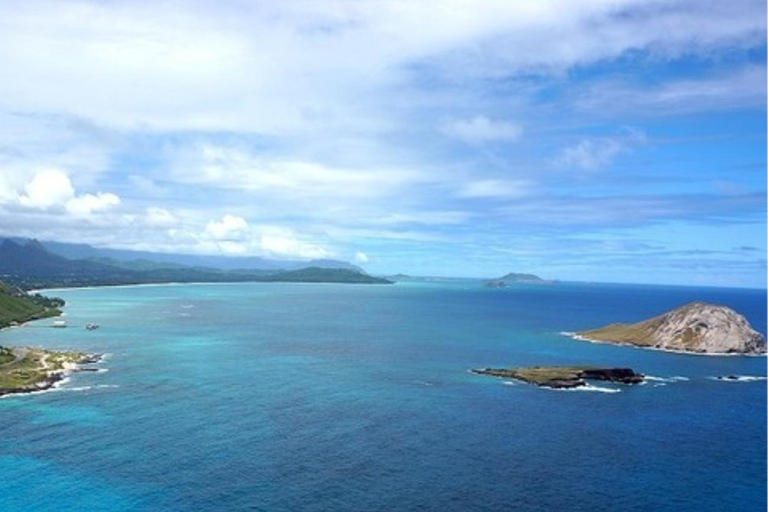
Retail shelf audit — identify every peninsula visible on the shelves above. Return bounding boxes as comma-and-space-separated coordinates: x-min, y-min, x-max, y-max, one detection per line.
472, 366, 644, 389
0, 346, 101, 396
574, 302, 766, 355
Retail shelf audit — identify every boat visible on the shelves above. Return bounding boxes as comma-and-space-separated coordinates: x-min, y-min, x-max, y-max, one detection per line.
52, 320, 67, 328
86, 323, 100, 331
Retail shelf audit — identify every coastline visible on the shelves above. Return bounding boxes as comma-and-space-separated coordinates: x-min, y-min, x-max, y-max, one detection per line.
560, 331, 768, 357
0, 351, 104, 399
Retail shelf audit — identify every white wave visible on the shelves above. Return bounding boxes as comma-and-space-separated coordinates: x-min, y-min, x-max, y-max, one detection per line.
502, 381, 518, 386
547, 384, 621, 393
646, 375, 690, 383
61, 386, 93, 392
180, 304, 195, 309
710, 375, 768, 383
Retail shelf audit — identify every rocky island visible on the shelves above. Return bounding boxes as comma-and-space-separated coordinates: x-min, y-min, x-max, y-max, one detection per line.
0, 346, 102, 397
485, 272, 546, 288
472, 366, 644, 389
574, 302, 766, 355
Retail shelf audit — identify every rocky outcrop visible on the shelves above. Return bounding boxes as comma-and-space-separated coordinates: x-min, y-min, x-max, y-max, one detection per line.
472, 366, 644, 388
577, 302, 766, 355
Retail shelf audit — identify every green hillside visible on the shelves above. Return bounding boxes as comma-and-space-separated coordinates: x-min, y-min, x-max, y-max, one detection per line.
0, 282, 63, 328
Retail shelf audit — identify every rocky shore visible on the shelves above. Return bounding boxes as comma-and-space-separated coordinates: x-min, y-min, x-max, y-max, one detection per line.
0, 347, 103, 397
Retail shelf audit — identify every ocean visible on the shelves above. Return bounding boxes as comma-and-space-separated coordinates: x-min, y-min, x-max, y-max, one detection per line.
0, 281, 765, 512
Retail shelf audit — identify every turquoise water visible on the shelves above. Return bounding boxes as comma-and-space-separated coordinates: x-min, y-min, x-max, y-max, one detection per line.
0, 281, 765, 512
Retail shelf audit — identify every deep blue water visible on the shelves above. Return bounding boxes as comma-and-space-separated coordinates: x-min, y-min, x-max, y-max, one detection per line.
0, 281, 765, 512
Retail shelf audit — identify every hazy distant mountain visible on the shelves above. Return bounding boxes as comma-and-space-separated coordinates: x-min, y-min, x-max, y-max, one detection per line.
497, 272, 544, 282
2, 237, 363, 272
0, 239, 132, 280
0, 239, 387, 289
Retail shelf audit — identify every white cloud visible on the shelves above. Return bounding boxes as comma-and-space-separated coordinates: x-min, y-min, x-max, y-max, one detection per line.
65, 192, 120, 215
205, 214, 249, 240
0, 0, 762, 134
259, 228, 331, 259
171, 144, 427, 205
17, 168, 75, 208
556, 130, 646, 171
441, 116, 522, 144
15, 168, 121, 215
144, 207, 177, 227
459, 179, 531, 198
354, 251, 370, 263
573, 65, 766, 116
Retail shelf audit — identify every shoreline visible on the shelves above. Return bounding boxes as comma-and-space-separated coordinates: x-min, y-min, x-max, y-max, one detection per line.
560, 331, 768, 357
0, 352, 104, 399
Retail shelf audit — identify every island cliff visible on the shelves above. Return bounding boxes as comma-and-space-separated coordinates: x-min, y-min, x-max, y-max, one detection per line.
575, 302, 766, 355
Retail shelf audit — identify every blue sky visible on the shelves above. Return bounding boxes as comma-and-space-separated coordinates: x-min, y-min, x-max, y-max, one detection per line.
0, 0, 765, 287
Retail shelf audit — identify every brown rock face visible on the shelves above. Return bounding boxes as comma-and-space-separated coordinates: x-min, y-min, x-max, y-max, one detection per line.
578, 302, 766, 355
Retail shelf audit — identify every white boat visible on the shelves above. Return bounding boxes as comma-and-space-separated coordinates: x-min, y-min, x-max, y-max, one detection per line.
52, 320, 67, 328
86, 323, 100, 331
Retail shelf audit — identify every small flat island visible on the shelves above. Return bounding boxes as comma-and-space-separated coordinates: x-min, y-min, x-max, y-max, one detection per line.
472, 366, 644, 389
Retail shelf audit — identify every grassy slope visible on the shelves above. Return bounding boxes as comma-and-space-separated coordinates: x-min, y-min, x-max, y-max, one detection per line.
578, 317, 665, 347
0, 347, 88, 394
475, 366, 595, 386
0, 282, 62, 328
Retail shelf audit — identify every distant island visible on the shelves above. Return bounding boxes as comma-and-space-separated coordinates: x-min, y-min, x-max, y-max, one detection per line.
0, 239, 391, 289
472, 366, 644, 389
485, 272, 548, 287
572, 302, 766, 355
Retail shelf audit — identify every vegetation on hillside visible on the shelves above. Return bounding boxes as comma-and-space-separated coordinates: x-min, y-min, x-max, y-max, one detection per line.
0, 282, 63, 328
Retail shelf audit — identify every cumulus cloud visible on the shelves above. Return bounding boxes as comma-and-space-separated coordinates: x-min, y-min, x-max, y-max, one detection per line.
16, 168, 121, 215
441, 116, 522, 144
65, 192, 121, 215
205, 214, 249, 240
17, 169, 75, 208
259, 228, 331, 259
354, 251, 370, 263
